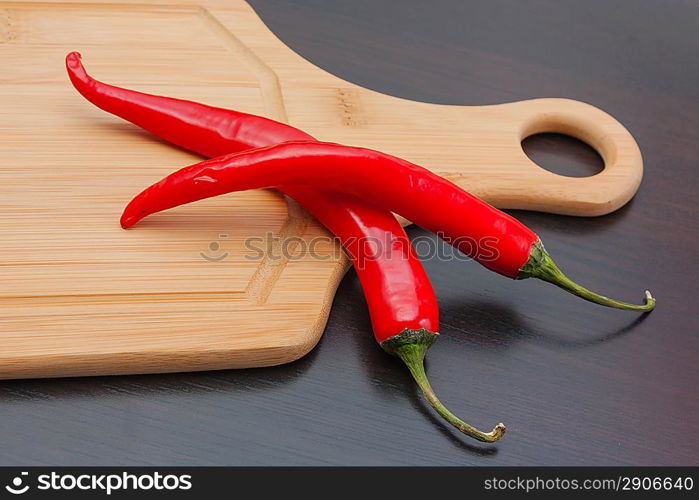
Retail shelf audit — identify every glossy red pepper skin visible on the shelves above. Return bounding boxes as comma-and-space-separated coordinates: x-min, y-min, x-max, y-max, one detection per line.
66, 53, 303, 156
122, 141, 539, 278
290, 189, 437, 338
66, 52, 437, 343
121, 139, 656, 313
67, 52, 507, 443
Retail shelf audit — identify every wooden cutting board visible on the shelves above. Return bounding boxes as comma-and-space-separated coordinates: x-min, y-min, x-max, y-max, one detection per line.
0, 0, 643, 379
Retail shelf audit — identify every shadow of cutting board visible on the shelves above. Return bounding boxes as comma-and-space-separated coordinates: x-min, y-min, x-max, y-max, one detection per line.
0, 0, 643, 379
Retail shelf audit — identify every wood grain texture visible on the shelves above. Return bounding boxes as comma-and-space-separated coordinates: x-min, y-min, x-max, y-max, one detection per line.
0, 0, 338, 377
1, 0, 697, 465
0, 0, 646, 378
202, 0, 645, 217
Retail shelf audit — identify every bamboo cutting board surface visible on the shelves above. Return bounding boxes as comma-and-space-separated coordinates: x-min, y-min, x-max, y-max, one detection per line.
0, 0, 643, 379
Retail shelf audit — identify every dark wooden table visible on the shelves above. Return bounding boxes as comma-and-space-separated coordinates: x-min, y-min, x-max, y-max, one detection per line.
2, 0, 697, 466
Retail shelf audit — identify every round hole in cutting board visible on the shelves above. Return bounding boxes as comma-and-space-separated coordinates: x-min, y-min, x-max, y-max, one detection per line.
521, 133, 604, 178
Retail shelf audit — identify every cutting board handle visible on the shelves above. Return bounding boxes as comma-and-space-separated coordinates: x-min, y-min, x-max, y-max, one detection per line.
209, 1, 646, 217
427, 97, 644, 216
512, 98, 643, 216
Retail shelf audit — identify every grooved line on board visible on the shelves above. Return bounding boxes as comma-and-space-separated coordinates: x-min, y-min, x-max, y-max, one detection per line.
197, 6, 314, 305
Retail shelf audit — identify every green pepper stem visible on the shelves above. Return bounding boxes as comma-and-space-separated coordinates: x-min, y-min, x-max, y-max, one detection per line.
381, 329, 505, 443
519, 240, 656, 312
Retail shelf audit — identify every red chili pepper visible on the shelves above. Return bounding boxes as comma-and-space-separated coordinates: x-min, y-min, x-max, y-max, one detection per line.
67, 52, 505, 442
121, 141, 656, 313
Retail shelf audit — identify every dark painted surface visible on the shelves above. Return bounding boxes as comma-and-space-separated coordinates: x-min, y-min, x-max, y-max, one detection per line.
1, 0, 697, 465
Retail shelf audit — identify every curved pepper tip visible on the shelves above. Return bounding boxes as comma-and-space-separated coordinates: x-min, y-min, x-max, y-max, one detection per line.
65, 51, 83, 69
120, 200, 140, 228
120, 212, 138, 229
120, 196, 151, 229
65, 51, 92, 89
